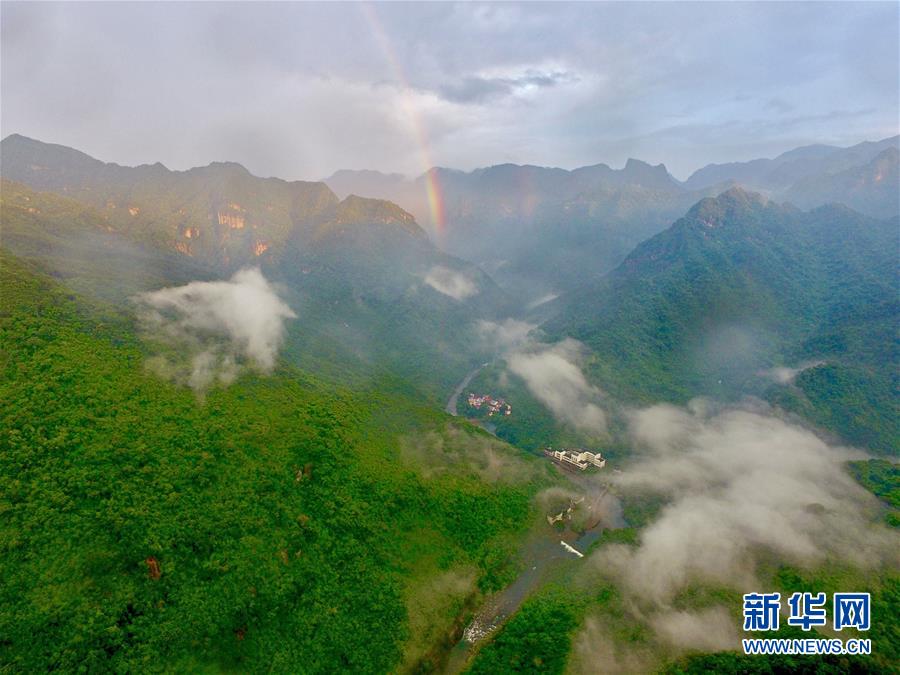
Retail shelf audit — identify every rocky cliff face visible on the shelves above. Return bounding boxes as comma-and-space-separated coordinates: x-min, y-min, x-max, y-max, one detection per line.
1, 135, 422, 271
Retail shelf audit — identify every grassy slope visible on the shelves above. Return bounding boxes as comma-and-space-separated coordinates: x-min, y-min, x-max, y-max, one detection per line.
0, 252, 546, 672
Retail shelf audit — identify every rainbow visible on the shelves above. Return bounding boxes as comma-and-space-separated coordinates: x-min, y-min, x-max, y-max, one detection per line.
359, 2, 446, 238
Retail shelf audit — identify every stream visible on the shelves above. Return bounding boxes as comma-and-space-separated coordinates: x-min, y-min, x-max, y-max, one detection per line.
439, 362, 624, 673
442, 479, 624, 674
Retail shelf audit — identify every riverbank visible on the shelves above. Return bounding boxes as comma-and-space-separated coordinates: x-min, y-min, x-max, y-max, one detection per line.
443, 481, 623, 673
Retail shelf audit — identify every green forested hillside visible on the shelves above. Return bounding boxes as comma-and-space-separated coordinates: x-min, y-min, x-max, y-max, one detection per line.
0, 134, 339, 269
849, 459, 900, 527
0, 252, 546, 672
0, 179, 215, 302
544, 188, 899, 454
0, 170, 509, 404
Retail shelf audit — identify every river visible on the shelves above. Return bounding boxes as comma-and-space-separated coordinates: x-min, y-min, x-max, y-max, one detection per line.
442, 480, 624, 673
439, 363, 624, 673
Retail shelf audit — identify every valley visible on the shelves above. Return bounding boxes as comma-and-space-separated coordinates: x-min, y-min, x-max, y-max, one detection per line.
4, 3, 899, 671
2, 124, 898, 673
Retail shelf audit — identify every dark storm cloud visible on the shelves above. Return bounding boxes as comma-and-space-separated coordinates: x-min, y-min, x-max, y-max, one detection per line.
2, 1, 897, 179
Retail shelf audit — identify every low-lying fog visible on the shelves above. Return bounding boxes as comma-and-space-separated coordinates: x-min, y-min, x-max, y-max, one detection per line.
135, 268, 296, 392
477, 319, 898, 656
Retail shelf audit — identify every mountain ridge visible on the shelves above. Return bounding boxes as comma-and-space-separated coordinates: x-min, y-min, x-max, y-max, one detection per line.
1, 134, 425, 270
0, 137, 515, 402
543, 186, 898, 452
684, 134, 899, 192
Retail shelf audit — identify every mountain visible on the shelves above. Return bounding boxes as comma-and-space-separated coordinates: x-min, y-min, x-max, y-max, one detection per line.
684, 135, 900, 201
784, 146, 900, 218
326, 137, 899, 300
0, 178, 214, 302
327, 159, 685, 230
683, 144, 839, 191
4, 135, 898, 672
0, 136, 512, 399
326, 160, 721, 299
0, 249, 547, 672
544, 187, 899, 453
1, 134, 415, 270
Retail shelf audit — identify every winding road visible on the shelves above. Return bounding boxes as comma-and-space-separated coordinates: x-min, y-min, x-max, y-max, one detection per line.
445, 362, 490, 416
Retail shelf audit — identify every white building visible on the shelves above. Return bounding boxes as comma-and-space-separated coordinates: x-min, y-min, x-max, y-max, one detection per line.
543, 448, 606, 470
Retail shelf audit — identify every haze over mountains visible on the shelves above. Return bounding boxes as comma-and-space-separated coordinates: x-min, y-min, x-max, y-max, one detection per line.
684, 135, 898, 194
1, 130, 898, 672
1, 134, 510, 398
3, 131, 898, 408
326, 134, 899, 296
2, 1, 898, 670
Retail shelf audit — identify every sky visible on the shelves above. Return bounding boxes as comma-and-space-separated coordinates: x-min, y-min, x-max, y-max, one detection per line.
2, 1, 898, 181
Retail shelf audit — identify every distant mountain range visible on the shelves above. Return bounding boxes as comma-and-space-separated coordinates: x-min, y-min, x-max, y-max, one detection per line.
683, 135, 898, 193
784, 146, 899, 218
1, 134, 423, 271
325, 135, 899, 297
330, 159, 728, 296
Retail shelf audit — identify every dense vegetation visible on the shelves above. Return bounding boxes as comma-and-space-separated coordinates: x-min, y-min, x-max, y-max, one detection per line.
2, 136, 897, 673
0, 179, 214, 303
466, 589, 584, 674
849, 459, 900, 527
0, 136, 514, 404
545, 188, 899, 454
0, 252, 543, 672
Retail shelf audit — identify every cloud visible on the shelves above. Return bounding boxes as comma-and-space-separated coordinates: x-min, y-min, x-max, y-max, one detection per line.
473, 326, 608, 436
135, 267, 295, 391
424, 265, 478, 300
474, 318, 536, 351
470, 330, 895, 657
766, 97, 795, 115
3, 3, 896, 180
758, 360, 825, 384
650, 607, 740, 652
438, 69, 577, 104
506, 339, 607, 435
587, 399, 898, 650
526, 292, 559, 310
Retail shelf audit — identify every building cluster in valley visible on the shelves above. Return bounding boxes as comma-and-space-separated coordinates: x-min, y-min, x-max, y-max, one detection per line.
461, 390, 608, 473
466, 393, 512, 417
543, 447, 606, 471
